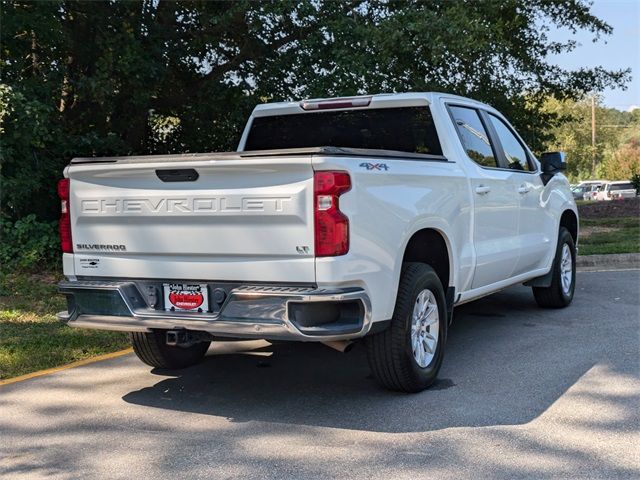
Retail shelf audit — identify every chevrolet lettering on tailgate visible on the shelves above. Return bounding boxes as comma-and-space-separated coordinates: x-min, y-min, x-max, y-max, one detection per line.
80, 196, 292, 214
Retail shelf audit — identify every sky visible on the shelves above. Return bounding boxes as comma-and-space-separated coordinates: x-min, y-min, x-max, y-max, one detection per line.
547, 0, 639, 111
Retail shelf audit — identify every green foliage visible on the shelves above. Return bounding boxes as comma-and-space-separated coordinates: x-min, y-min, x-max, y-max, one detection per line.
541, 97, 640, 181
601, 137, 640, 182
0, 0, 632, 272
0, 215, 60, 272
631, 173, 640, 196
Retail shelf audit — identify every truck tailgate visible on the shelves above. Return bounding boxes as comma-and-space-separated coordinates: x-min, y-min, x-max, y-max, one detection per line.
66, 155, 315, 283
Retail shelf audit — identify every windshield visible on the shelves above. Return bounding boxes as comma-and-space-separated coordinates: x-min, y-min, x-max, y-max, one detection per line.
244, 106, 443, 155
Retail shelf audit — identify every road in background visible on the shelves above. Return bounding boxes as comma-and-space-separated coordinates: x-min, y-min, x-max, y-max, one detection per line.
1, 270, 639, 479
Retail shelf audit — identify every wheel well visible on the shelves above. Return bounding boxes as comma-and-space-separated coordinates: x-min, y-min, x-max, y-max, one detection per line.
560, 210, 578, 243
402, 229, 450, 288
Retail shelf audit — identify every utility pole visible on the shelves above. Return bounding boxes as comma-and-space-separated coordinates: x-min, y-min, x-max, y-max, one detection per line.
591, 95, 596, 174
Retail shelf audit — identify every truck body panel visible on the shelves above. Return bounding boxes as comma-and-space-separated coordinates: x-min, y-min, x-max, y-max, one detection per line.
312, 154, 472, 322
67, 156, 316, 283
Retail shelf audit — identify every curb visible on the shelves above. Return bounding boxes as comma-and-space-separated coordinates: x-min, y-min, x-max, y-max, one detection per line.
0, 348, 133, 387
577, 253, 640, 272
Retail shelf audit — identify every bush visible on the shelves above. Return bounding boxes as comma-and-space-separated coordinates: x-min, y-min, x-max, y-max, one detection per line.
0, 215, 60, 273
630, 173, 640, 196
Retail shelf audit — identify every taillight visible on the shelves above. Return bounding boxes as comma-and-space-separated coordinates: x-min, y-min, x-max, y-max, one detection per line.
314, 171, 351, 256
300, 96, 371, 111
58, 178, 73, 253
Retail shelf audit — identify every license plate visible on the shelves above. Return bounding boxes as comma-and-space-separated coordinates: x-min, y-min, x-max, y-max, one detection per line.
163, 283, 209, 312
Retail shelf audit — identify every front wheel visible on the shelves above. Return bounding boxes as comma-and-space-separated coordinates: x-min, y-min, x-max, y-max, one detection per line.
365, 262, 447, 392
533, 227, 576, 308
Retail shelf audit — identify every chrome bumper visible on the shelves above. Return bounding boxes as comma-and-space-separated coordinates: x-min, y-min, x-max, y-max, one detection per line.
57, 280, 372, 342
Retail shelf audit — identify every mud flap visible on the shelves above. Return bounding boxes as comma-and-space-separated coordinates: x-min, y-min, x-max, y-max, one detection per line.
523, 268, 553, 288
445, 287, 455, 325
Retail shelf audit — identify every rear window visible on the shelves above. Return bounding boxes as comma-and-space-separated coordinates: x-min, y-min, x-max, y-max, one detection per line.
609, 183, 633, 191
244, 107, 443, 155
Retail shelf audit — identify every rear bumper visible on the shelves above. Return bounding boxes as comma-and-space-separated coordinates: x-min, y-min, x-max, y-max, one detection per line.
57, 280, 372, 341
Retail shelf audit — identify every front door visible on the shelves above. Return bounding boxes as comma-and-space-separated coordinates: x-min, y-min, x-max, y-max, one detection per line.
484, 112, 555, 276
448, 105, 521, 289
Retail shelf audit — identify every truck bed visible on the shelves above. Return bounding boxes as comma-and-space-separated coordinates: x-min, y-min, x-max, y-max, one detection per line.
70, 146, 448, 164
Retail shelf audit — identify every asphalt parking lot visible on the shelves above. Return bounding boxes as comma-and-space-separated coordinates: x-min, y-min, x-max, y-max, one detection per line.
1, 270, 639, 479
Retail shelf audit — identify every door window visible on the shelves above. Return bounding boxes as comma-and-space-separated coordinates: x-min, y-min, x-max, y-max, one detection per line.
449, 106, 498, 168
609, 183, 633, 191
487, 114, 532, 171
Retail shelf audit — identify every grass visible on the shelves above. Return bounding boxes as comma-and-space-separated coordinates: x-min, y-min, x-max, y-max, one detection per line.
0, 273, 130, 380
578, 217, 640, 255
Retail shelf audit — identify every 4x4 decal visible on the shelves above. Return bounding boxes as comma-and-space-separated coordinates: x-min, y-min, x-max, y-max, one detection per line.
359, 162, 389, 171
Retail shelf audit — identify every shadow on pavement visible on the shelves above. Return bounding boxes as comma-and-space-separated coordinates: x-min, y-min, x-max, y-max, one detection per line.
123, 278, 638, 433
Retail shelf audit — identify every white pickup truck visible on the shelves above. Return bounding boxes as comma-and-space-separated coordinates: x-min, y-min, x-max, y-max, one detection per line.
57, 92, 578, 392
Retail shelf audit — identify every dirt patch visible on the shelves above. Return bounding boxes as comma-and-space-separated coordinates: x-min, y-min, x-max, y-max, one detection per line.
580, 225, 620, 238
578, 197, 640, 219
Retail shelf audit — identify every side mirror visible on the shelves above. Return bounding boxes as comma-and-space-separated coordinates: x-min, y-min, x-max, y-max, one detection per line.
540, 151, 566, 174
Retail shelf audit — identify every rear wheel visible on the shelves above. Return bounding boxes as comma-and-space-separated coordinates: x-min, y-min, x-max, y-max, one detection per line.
131, 331, 210, 369
533, 227, 576, 308
365, 262, 447, 392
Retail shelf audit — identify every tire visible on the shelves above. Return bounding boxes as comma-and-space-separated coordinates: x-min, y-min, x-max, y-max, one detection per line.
365, 262, 447, 393
533, 227, 576, 308
130, 331, 211, 369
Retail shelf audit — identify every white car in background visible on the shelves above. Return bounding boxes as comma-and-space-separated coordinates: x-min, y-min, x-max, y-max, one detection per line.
581, 181, 606, 201
572, 180, 604, 201
595, 181, 636, 200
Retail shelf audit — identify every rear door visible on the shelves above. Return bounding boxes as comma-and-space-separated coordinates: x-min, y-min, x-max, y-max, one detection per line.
448, 105, 520, 288
67, 155, 315, 283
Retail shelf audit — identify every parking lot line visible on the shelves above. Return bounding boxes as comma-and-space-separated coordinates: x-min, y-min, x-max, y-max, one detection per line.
0, 348, 133, 387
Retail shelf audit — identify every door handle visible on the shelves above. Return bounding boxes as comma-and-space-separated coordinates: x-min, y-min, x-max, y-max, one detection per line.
475, 185, 491, 195
156, 169, 199, 182
517, 185, 530, 194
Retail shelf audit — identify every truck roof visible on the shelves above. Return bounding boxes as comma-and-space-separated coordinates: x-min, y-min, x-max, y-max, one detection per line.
251, 92, 492, 117
607, 180, 634, 185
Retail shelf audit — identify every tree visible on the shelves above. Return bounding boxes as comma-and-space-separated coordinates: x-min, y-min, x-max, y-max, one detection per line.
0, 0, 631, 223
630, 173, 640, 196
542, 97, 640, 181
601, 137, 640, 181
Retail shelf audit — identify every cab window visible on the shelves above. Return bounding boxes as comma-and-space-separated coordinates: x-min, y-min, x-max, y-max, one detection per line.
487, 114, 532, 171
245, 106, 443, 155
449, 106, 498, 168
